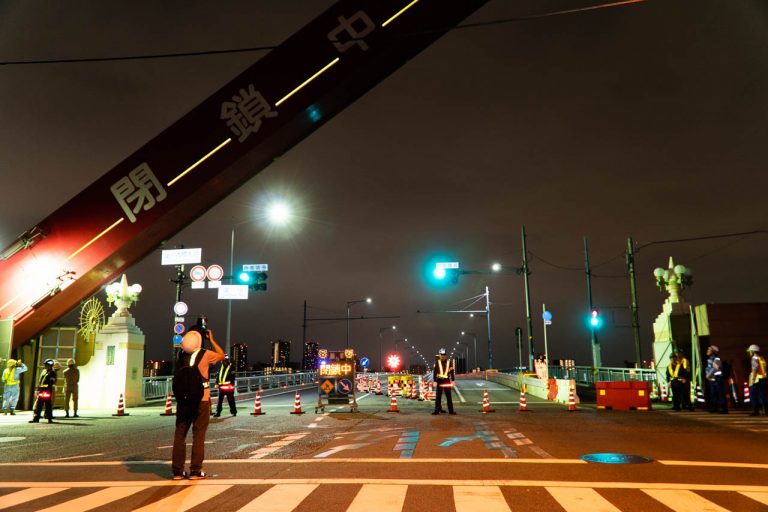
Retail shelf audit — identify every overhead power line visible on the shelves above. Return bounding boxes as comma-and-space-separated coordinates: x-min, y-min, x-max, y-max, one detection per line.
0, 0, 646, 66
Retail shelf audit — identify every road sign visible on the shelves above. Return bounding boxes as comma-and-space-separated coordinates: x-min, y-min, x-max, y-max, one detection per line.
208, 280, 221, 288
173, 334, 183, 344
189, 265, 206, 282
337, 378, 353, 395
320, 379, 335, 394
175, 316, 185, 323
360, 357, 370, 368
207, 264, 224, 281
217, 285, 248, 300
191, 281, 205, 289
542, 310, 553, 322
161, 248, 201, 265
173, 323, 185, 334
435, 261, 460, 269
243, 263, 269, 272
173, 301, 188, 316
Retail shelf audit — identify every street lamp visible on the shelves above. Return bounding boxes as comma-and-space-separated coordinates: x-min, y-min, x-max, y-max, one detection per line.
461, 331, 477, 371
456, 341, 469, 373
226, 200, 293, 355
378, 325, 396, 372
346, 297, 372, 348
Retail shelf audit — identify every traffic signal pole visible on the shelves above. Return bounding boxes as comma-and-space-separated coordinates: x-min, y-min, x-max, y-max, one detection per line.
584, 236, 601, 368
521, 226, 534, 371
627, 237, 642, 366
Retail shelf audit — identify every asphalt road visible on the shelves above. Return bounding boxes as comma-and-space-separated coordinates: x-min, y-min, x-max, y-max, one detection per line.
1, 377, 767, 511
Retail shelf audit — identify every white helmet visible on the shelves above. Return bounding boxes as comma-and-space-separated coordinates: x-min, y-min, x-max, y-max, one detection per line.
438, 348, 446, 355
747, 344, 760, 353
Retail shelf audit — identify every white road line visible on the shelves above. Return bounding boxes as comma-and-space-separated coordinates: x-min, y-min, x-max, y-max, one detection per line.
546, 487, 621, 512
132, 484, 232, 512
529, 446, 555, 459
346, 484, 408, 512
236, 483, 317, 512
0, 488, 66, 510
641, 489, 730, 512
43, 453, 104, 462
453, 385, 466, 403
36, 486, 147, 512
454, 485, 511, 512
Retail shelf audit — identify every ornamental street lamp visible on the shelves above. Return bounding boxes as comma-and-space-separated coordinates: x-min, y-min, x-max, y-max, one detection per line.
653, 257, 693, 303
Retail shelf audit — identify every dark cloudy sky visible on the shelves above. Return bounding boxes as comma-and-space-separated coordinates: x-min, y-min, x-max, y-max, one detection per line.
1, 0, 767, 370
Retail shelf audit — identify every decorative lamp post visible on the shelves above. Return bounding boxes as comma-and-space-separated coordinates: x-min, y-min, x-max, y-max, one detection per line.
105, 275, 142, 317
653, 257, 693, 304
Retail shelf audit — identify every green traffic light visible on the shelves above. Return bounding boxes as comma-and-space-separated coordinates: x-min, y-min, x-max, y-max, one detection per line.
238, 271, 251, 283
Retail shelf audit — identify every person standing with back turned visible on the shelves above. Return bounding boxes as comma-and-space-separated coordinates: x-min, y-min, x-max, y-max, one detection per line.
171, 325, 225, 480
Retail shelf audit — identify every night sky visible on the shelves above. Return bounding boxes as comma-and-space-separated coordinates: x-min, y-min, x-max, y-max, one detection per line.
1, 0, 767, 370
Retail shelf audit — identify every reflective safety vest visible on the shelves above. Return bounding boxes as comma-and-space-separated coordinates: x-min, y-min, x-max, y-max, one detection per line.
680, 357, 690, 370
2, 368, 19, 386
37, 369, 54, 390
756, 355, 767, 381
436, 359, 453, 379
668, 363, 681, 380
218, 363, 232, 385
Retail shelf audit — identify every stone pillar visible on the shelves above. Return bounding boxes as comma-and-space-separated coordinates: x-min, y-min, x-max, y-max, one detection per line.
652, 257, 692, 387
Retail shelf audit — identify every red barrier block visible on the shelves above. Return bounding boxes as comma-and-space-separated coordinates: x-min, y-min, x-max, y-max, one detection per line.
596, 381, 652, 411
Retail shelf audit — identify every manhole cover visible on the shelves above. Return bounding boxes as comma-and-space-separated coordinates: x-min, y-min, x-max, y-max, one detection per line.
580, 453, 654, 464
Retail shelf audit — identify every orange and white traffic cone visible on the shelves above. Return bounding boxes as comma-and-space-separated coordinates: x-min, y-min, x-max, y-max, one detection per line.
418, 380, 426, 401
479, 389, 496, 413
519, 385, 529, 412
660, 381, 668, 402
159, 392, 174, 416
567, 384, 578, 412
411, 382, 418, 400
744, 382, 751, 405
388, 392, 400, 413
375, 379, 382, 395
112, 393, 129, 417
290, 391, 305, 415
251, 390, 265, 416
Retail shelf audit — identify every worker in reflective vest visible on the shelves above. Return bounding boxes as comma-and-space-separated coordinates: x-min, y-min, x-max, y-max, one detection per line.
674, 351, 694, 411
747, 344, 767, 417
705, 345, 727, 414
432, 348, 456, 415
667, 354, 690, 411
214, 356, 237, 417
2, 359, 28, 415
30, 359, 57, 423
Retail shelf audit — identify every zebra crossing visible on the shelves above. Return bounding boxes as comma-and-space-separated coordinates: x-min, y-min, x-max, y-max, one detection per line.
2, 480, 768, 512
662, 410, 768, 433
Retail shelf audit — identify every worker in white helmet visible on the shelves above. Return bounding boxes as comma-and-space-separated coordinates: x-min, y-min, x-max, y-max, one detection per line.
747, 344, 766, 417
432, 348, 455, 415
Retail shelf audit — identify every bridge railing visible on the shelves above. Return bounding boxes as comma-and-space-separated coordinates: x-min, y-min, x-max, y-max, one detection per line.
502, 366, 656, 386
142, 372, 318, 402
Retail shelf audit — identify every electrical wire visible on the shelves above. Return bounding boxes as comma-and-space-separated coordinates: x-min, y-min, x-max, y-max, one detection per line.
0, 0, 646, 66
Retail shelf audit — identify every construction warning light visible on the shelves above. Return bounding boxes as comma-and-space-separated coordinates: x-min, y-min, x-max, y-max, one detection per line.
386, 354, 401, 371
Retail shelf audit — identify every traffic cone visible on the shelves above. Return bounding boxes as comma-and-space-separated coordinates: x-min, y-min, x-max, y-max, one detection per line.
112, 393, 129, 416
567, 384, 578, 412
411, 382, 418, 400
250, 390, 265, 416
743, 382, 751, 404
479, 389, 495, 413
519, 385, 529, 412
696, 385, 706, 406
660, 381, 668, 402
375, 379, 382, 395
159, 392, 174, 416
290, 391, 305, 415
388, 393, 400, 413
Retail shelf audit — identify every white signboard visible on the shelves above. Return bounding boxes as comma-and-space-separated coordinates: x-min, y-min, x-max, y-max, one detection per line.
243, 263, 269, 272
191, 281, 205, 289
208, 280, 221, 288
218, 285, 249, 300
435, 261, 460, 269
162, 248, 202, 266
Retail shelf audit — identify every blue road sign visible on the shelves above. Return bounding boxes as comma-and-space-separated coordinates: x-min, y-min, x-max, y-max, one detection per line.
542, 310, 553, 322
173, 323, 185, 334
337, 378, 353, 395
173, 334, 182, 344
360, 357, 370, 368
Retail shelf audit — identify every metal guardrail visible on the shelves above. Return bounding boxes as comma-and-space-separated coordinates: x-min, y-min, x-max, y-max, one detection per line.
505, 366, 657, 386
142, 372, 318, 401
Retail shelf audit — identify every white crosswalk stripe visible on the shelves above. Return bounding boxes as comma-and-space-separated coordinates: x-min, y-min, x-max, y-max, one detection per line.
662, 410, 768, 432
3, 482, 768, 511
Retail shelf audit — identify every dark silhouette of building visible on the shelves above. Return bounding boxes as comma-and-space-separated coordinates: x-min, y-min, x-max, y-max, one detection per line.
230, 343, 248, 372
271, 340, 291, 368
302, 341, 319, 370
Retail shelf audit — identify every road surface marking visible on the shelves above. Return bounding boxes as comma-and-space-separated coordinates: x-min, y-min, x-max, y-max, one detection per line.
739, 491, 768, 505
43, 453, 104, 462
132, 484, 232, 511
659, 460, 768, 469
453, 384, 466, 403
237, 483, 317, 512
0, 437, 25, 443
0, 488, 66, 510
36, 486, 147, 512
250, 433, 308, 459
529, 446, 555, 458
346, 484, 407, 512
546, 487, 621, 511
641, 489, 729, 511
454, 485, 510, 512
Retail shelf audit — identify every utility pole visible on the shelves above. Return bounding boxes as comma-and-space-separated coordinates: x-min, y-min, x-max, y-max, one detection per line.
521, 226, 534, 371
169, 245, 188, 374
584, 236, 601, 368
515, 327, 523, 369
627, 237, 642, 366
485, 286, 493, 369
